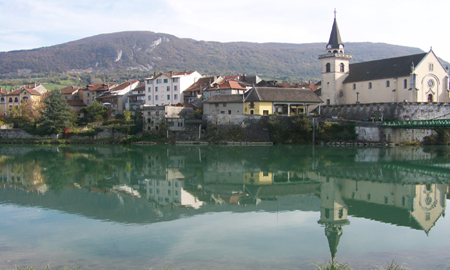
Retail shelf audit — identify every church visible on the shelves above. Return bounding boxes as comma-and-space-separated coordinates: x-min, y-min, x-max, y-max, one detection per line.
319, 15, 450, 106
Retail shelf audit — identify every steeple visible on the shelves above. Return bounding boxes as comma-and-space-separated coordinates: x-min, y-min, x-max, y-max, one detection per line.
326, 9, 344, 54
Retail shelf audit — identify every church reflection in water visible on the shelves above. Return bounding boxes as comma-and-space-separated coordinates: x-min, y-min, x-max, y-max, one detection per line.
0, 145, 449, 261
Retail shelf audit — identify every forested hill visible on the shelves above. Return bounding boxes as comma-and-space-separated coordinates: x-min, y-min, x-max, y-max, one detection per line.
0, 31, 429, 81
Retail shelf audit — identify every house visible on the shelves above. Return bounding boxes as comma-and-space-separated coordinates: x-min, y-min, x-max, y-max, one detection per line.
96, 80, 140, 116
203, 79, 247, 100
243, 87, 322, 115
67, 100, 87, 117
145, 71, 203, 106
80, 83, 117, 106
319, 15, 450, 105
183, 76, 222, 104
60, 86, 82, 101
141, 105, 194, 132
125, 83, 146, 113
203, 94, 244, 115
2, 84, 49, 115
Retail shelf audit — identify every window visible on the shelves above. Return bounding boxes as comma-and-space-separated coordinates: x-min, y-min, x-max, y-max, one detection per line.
353, 84, 356, 90
174, 85, 178, 91
163, 79, 168, 83
223, 103, 226, 107
155, 95, 158, 100
173, 78, 178, 82
429, 63, 434, 71
326, 99, 330, 105
340, 63, 345, 72
87, 93, 90, 97
386, 81, 390, 87
156, 79, 162, 84
147, 79, 152, 84
228, 110, 231, 114
167, 95, 170, 100
250, 110, 254, 115
326, 63, 331, 73
148, 96, 151, 100
215, 103, 219, 107
220, 111, 225, 114
148, 87, 151, 92
167, 86, 170, 91
155, 87, 158, 92
263, 110, 269, 116
8, 97, 12, 102
404, 79, 408, 89
249, 102, 255, 108
368, 82, 372, 89
174, 94, 177, 100
14, 97, 18, 102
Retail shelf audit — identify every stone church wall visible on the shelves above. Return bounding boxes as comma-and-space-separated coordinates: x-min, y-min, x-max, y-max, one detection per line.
317, 102, 450, 121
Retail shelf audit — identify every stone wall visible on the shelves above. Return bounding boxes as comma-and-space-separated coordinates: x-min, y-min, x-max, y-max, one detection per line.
317, 103, 450, 121
0, 127, 128, 140
203, 114, 270, 141
356, 125, 436, 144
0, 129, 57, 139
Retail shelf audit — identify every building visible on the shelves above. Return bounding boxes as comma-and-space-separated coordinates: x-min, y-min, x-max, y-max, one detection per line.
203, 79, 247, 100
145, 71, 203, 106
60, 86, 82, 101
96, 80, 140, 116
183, 76, 222, 104
125, 83, 146, 113
319, 15, 450, 105
80, 83, 117, 106
141, 105, 194, 132
203, 94, 244, 115
243, 87, 322, 115
2, 84, 49, 115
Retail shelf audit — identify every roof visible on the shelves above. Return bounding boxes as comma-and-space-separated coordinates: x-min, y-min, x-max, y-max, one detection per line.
207, 80, 246, 91
112, 80, 139, 91
60, 86, 81, 94
67, 100, 87, 107
184, 76, 218, 93
344, 53, 427, 83
133, 84, 145, 92
328, 18, 343, 49
245, 87, 322, 103
82, 83, 116, 92
6, 88, 41, 96
203, 94, 243, 103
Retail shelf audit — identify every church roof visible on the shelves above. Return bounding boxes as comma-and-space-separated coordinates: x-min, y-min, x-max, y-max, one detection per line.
344, 53, 427, 83
328, 18, 343, 49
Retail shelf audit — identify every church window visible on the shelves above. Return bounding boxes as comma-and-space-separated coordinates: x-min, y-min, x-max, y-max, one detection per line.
386, 80, 390, 87
428, 94, 433, 102
404, 79, 408, 89
353, 84, 356, 90
368, 82, 372, 89
429, 63, 434, 71
326, 63, 331, 73
340, 63, 345, 72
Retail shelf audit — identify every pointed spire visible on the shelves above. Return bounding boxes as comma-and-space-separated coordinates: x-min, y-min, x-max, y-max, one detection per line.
326, 9, 344, 53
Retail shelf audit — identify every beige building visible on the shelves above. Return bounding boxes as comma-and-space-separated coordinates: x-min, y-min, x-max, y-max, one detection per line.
319, 16, 450, 105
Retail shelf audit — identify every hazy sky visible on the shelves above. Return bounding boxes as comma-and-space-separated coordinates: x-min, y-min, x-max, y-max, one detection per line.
1, 0, 449, 62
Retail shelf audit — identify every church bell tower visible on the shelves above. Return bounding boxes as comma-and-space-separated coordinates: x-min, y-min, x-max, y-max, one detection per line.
319, 11, 352, 105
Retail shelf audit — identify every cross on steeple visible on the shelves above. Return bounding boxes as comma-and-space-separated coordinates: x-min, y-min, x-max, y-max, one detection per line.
334, 8, 337, 19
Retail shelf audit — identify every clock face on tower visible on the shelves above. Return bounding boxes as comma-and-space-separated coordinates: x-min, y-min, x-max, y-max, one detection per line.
327, 45, 332, 49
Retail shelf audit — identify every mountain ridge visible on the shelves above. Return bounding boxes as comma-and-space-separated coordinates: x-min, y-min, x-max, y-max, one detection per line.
0, 31, 434, 81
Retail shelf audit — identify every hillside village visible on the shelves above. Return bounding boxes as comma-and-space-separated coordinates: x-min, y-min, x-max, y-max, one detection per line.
1, 16, 450, 142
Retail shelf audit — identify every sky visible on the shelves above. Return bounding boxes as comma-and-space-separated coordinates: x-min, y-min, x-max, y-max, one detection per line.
1, 0, 450, 62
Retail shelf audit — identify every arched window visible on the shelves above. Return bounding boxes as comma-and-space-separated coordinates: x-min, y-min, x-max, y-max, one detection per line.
368, 82, 372, 89
428, 94, 433, 102
340, 63, 345, 72
1, 97, 4, 102
326, 63, 331, 73
386, 80, 390, 87
8, 97, 12, 102
14, 97, 18, 102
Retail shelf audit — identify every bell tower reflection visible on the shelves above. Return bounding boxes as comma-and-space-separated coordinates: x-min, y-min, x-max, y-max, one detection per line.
318, 176, 350, 261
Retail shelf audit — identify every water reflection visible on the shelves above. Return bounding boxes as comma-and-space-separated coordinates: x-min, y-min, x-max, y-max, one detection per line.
1, 145, 450, 265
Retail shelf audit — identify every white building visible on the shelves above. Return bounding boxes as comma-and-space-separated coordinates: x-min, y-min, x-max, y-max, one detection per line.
319, 15, 450, 105
145, 71, 202, 106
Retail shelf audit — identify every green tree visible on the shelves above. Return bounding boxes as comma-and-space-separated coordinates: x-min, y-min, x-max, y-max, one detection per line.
123, 110, 131, 122
40, 91, 76, 134
82, 101, 108, 122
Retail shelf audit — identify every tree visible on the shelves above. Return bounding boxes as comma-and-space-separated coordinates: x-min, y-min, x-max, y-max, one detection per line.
40, 91, 76, 134
21, 98, 45, 128
123, 110, 131, 122
82, 101, 108, 122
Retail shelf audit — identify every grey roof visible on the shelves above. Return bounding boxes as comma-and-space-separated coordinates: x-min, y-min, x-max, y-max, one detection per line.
328, 18, 343, 49
203, 94, 243, 103
344, 53, 427, 83
245, 87, 322, 103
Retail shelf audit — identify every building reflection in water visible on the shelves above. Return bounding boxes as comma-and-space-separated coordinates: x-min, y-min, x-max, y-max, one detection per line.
0, 145, 449, 262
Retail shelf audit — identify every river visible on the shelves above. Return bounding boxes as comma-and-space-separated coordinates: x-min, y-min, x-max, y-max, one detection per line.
0, 145, 449, 269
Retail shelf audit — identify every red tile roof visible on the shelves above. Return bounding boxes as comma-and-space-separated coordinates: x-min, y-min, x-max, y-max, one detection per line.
207, 80, 246, 91
67, 100, 87, 107
82, 83, 116, 92
112, 80, 139, 91
60, 86, 81, 94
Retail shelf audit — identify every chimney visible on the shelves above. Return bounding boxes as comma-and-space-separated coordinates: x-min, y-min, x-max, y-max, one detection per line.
243, 74, 246, 81
170, 71, 173, 77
